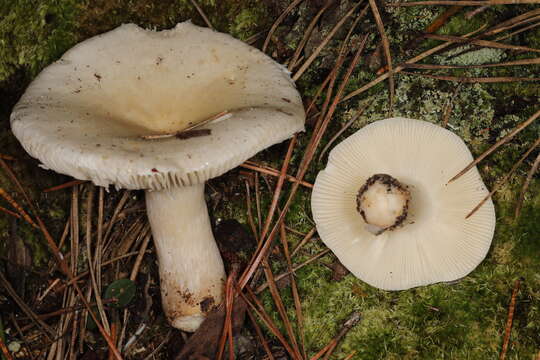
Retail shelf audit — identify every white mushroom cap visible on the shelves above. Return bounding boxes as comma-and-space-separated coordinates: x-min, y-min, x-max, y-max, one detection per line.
10, 22, 304, 190
311, 117, 496, 290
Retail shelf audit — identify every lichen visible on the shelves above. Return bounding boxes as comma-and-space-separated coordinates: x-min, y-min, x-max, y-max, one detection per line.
440, 47, 506, 66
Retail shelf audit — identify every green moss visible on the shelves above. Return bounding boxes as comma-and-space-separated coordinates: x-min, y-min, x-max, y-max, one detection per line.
438, 12, 492, 38
294, 179, 540, 359
286, 187, 314, 235
0, 0, 270, 83
227, 5, 268, 40
0, 0, 78, 82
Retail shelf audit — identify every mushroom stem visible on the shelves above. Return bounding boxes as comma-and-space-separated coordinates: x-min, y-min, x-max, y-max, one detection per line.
145, 184, 225, 332
356, 174, 411, 235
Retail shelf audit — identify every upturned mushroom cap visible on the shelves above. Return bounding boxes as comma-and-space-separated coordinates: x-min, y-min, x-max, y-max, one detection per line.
10, 22, 304, 189
311, 117, 496, 290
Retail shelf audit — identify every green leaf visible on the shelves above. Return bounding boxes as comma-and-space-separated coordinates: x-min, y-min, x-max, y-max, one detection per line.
104, 279, 136, 308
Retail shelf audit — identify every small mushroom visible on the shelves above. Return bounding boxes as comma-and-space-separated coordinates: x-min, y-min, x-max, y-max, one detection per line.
311, 117, 495, 290
11, 22, 305, 331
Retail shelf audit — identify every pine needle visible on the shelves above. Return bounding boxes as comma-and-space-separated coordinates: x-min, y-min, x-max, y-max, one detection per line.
514, 151, 540, 220
466, 137, 540, 219
499, 279, 521, 360
450, 109, 540, 183
369, 0, 395, 112
388, 0, 540, 6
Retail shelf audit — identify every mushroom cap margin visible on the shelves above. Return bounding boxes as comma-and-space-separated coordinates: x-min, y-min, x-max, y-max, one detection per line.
11, 22, 305, 190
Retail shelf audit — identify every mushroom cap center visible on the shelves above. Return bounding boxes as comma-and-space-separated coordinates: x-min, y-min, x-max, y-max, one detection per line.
356, 174, 411, 235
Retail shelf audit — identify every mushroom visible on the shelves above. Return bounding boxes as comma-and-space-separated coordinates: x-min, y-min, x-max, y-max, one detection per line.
11, 22, 305, 331
311, 117, 495, 290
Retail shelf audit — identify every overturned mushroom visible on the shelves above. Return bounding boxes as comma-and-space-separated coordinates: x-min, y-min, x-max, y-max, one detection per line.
11, 22, 305, 331
311, 117, 495, 290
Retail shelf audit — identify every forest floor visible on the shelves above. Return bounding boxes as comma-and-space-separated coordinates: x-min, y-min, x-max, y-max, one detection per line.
0, 0, 539, 359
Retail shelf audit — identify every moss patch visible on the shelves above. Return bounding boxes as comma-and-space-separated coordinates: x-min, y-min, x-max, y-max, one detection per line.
0, 0, 78, 82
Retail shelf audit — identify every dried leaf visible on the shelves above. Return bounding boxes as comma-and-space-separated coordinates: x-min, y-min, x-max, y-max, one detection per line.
176, 299, 247, 360
330, 260, 350, 282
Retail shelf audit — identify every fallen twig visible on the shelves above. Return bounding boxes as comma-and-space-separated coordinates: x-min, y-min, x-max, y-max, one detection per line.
514, 150, 540, 220
293, 1, 364, 81
42, 180, 87, 193
19, 300, 118, 332
255, 249, 331, 293
291, 227, 317, 257
0, 159, 123, 360
189, 0, 214, 29
0, 335, 14, 360
280, 223, 306, 359
246, 309, 275, 359
0, 154, 15, 161
500, 279, 521, 360
319, 104, 367, 161
422, 33, 540, 53
289, 0, 335, 71
240, 161, 313, 188
139, 111, 228, 140
84, 185, 111, 335
401, 71, 540, 83
0, 206, 21, 220
450, 109, 540, 183
441, 83, 463, 127
217, 270, 238, 360
484, 9, 540, 37
263, 0, 305, 53
260, 135, 297, 241
310, 312, 361, 360
341, 26, 487, 102
240, 287, 297, 356
494, 21, 540, 42
388, 0, 540, 6
261, 256, 302, 359
369, 0, 394, 112
466, 137, 540, 219
244, 179, 259, 242
403, 57, 540, 70
129, 231, 152, 281
0, 188, 39, 228
239, 33, 366, 290
142, 331, 172, 360
465, 5, 489, 19
0, 271, 55, 339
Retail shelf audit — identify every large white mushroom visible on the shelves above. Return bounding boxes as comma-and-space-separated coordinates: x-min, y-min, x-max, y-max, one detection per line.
311, 117, 496, 290
11, 22, 305, 331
